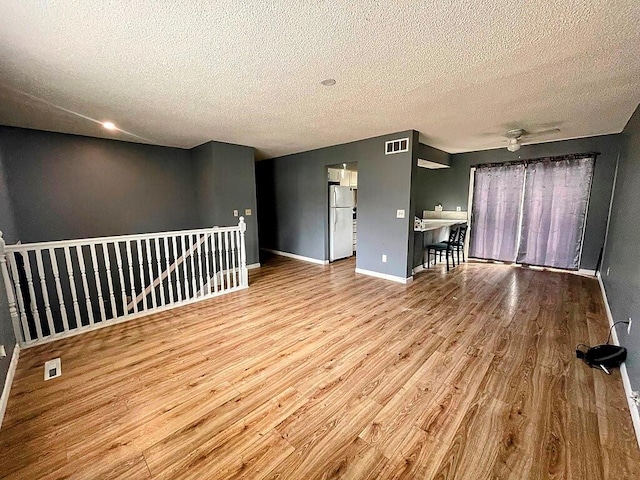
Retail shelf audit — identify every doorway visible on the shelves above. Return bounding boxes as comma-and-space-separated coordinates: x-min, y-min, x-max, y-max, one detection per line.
327, 162, 358, 262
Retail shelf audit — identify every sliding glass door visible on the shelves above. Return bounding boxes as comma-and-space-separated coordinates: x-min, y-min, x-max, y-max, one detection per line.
469, 156, 595, 270
469, 164, 525, 262
517, 158, 594, 269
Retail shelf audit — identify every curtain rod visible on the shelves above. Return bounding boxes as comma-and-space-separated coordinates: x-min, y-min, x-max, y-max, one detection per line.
472, 152, 600, 169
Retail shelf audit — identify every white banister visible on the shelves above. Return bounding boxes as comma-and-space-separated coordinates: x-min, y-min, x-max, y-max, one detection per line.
126, 241, 138, 314
8, 251, 31, 343
76, 245, 94, 327
0, 221, 249, 347
64, 245, 82, 324
22, 251, 43, 338
239, 217, 248, 287
35, 249, 56, 335
114, 242, 127, 316
89, 244, 106, 323
0, 232, 25, 347
102, 245, 117, 319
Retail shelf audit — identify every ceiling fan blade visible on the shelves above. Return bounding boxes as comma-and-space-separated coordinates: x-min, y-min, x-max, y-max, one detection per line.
522, 128, 560, 139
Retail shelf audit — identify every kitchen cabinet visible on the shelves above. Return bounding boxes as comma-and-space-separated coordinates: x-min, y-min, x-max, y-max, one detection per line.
328, 168, 358, 188
349, 171, 358, 188
328, 168, 341, 182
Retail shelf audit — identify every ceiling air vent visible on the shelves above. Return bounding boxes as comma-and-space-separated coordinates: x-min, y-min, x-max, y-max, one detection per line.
385, 138, 409, 155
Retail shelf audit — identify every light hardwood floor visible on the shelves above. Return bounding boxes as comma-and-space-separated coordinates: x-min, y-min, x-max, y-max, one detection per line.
1, 256, 639, 479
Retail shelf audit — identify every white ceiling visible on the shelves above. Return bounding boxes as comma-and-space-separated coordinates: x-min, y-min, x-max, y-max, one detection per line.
0, 1, 639, 159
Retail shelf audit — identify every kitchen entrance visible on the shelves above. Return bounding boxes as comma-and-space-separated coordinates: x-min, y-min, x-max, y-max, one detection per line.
327, 162, 357, 262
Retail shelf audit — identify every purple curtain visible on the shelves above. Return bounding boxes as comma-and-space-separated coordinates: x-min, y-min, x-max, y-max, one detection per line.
469, 164, 525, 262
516, 158, 594, 270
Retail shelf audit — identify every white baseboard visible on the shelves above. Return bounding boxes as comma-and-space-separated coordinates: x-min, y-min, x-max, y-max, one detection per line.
578, 268, 597, 276
247, 262, 261, 270
0, 343, 20, 429
355, 268, 413, 284
597, 272, 640, 448
261, 248, 329, 265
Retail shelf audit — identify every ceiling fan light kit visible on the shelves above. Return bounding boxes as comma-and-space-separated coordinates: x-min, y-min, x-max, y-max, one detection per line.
507, 137, 521, 152
502, 127, 560, 152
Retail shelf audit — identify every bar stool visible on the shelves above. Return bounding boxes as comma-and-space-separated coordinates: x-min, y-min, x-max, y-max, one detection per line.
426, 228, 457, 272
444, 225, 468, 265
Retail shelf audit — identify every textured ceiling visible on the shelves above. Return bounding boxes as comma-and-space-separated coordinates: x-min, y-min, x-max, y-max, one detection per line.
0, 1, 639, 159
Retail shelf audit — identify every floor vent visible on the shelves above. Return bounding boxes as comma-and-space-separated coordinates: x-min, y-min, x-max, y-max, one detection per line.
385, 138, 409, 155
44, 358, 62, 381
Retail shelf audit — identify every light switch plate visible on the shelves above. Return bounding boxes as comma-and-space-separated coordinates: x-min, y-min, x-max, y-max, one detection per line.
396, 209, 405, 219
245, 209, 252, 216
233, 210, 239, 217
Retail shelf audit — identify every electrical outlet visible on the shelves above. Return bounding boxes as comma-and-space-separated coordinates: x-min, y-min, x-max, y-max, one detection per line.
233, 210, 239, 217
44, 358, 62, 381
456, 206, 461, 212
396, 209, 405, 219
382, 254, 387, 263
245, 209, 252, 216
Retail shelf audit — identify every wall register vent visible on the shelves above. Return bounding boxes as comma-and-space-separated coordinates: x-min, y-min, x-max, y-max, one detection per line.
385, 138, 409, 155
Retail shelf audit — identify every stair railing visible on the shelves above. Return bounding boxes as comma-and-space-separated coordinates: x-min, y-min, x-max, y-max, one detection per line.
0, 218, 248, 347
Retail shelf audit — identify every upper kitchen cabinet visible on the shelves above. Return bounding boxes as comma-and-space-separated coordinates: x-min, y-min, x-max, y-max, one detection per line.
349, 171, 358, 188
328, 167, 357, 188
328, 168, 342, 182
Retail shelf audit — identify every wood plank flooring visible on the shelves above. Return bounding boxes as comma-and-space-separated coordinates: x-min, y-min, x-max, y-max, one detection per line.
1, 255, 638, 479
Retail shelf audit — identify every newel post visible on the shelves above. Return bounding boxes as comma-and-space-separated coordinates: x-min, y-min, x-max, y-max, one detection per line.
238, 217, 248, 287
0, 231, 23, 346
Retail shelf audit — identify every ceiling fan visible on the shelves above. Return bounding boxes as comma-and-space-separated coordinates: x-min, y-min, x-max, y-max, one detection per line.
504, 127, 560, 152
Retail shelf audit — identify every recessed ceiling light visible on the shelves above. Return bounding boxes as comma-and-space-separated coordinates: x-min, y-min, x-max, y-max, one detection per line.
321, 79, 336, 86
102, 121, 116, 130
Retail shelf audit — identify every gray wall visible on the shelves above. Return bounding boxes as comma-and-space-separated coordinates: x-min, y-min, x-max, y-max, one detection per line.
0, 127, 200, 242
601, 104, 640, 389
191, 141, 259, 265
256, 131, 414, 279
412, 134, 621, 270
417, 142, 450, 166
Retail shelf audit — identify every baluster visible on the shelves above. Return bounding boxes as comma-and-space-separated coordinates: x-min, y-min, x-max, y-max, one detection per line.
136, 239, 147, 310
145, 238, 157, 309
101, 243, 117, 319
196, 233, 204, 296
224, 231, 231, 289
209, 231, 219, 293
21, 251, 44, 338
90, 244, 106, 323
64, 246, 82, 326
155, 237, 165, 306
203, 231, 212, 296
188, 234, 197, 297
7, 252, 31, 343
230, 229, 237, 288
164, 236, 174, 304
239, 217, 248, 287
76, 245, 95, 326
172, 235, 182, 302
181, 235, 190, 299
35, 250, 56, 336
217, 231, 225, 292
126, 241, 138, 313
114, 241, 128, 317
48, 248, 69, 333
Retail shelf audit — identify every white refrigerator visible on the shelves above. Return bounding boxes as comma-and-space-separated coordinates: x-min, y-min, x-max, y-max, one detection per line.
329, 185, 356, 261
